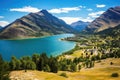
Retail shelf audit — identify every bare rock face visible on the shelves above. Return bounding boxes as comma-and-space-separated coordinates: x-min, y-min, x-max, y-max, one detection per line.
0, 10, 75, 39
86, 6, 120, 33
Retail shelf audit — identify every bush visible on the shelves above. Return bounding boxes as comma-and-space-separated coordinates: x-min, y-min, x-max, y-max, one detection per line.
111, 73, 119, 77
59, 73, 68, 78
110, 62, 113, 65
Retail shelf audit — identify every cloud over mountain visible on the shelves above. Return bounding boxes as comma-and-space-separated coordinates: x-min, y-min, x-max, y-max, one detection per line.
59, 17, 93, 24
88, 11, 105, 18
48, 6, 84, 14
0, 21, 9, 27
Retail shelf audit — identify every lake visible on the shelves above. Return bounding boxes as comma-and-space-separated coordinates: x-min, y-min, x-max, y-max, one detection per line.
0, 34, 75, 60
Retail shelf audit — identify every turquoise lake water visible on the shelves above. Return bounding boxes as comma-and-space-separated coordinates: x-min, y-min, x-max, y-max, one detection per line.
0, 34, 75, 60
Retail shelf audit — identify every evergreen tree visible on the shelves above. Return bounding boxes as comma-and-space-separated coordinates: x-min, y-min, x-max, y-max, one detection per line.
78, 64, 81, 71
37, 56, 44, 70
37, 53, 48, 71
32, 54, 39, 68
49, 57, 58, 73
85, 60, 89, 68
43, 64, 51, 72
9, 56, 17, 70
16, 60, 21, 70
0, 54, 10, 80
20, 59, 27, 70
58, 59, 69, 71
70, 63, 77, 72
20, 56, 36, 71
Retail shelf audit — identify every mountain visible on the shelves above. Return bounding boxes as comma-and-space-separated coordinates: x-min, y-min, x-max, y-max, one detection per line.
0, 26, 2, 30
86, 6, 120, 33
0, 26, 3, 32
71, 21, 90, 32
98, 24, 120, 37
0, 10, 75, 39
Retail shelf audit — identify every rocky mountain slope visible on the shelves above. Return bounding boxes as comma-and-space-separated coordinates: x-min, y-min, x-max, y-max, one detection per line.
0, 10, 75, 39
98, 24, 120, 37
71, 21, 89, 31
86, 6, 120, 33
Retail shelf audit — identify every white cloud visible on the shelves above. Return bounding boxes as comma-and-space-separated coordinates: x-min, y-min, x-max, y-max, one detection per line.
96, 4, 106, 8
80, 17, 93, 22
10, 6, 40, 13
48, 6, 83, 14
59, 17, 93, 24
0, 21, 9, 27
79, 6, 86, 8
0, 16, 4, 19
59, 17, 80, 24
87, 8, 93, 11
88, 11, 105, 18
10, 6, 85, 14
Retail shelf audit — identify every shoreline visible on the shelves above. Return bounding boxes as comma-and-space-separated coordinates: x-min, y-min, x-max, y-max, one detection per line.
0, 33, 75, 41
0, 35, 52, 41
0, 33, 71, 40
0, 33, 76, 61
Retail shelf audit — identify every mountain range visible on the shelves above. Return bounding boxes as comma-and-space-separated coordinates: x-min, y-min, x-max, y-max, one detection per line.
86, 6, 120, 33
0, 6, 120, 39
0, 10, 75, 39
71, 21, 90, 32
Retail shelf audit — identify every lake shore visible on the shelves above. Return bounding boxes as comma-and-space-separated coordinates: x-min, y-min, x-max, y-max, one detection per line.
0, 33, 75, 41
0, 34, 75, 61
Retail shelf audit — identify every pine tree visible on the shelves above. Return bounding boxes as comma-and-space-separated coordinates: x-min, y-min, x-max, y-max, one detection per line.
43, 64, 51, 72
78, 65, 81, 71
49, 57, 58, 73
70, 63, 77, 72
0, 54, 10, 80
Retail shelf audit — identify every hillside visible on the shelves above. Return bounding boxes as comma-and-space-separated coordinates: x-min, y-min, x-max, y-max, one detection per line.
10, 70, 66, 80
86, 6, 120, 33
98, 24, 120, 37
10, 58, 120, 80
0, 10, 75, 39
71, 21, 89, 32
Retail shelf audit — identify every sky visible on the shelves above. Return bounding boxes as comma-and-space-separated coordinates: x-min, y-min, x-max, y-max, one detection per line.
0, 0, 120, 27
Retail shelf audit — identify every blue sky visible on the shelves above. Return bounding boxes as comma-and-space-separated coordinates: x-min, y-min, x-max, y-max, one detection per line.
0, 0, 120, 26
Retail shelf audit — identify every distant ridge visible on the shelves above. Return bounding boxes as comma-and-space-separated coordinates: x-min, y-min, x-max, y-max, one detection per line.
71, 21, 90, 32
0, 10, 76, 39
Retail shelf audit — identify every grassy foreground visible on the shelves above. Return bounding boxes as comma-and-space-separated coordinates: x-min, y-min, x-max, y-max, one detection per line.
10, 58, 120, 80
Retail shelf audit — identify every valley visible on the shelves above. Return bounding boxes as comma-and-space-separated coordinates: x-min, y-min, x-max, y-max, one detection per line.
1, 32, 120, 80
0, 2, 120, 80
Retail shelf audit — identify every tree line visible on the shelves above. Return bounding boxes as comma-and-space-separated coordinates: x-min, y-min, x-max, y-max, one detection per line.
0, 48, 120, 80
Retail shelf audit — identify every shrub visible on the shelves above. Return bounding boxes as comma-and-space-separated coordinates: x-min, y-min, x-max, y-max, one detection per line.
59, 73, 68, 78
111, 73, 119, 77
110, 62, 113, 65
